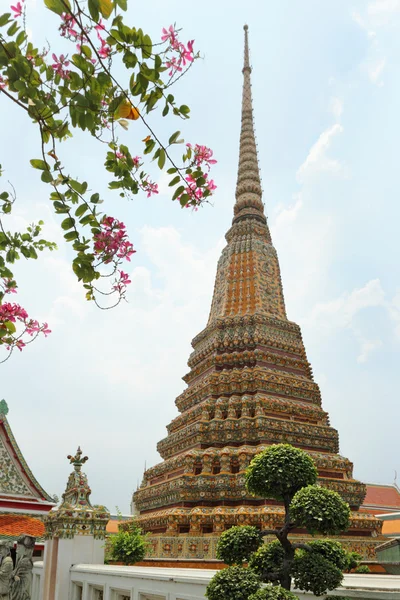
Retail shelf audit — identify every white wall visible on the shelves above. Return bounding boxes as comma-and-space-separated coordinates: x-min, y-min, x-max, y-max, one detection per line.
32, 562, 400, 600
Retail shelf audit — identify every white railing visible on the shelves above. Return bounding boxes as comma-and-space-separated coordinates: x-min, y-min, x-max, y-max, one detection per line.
31, 561, 400, 599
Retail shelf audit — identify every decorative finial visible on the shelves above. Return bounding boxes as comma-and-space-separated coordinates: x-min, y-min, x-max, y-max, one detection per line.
233, 25, 265, 224
0, 399, 8, 416
67, 446, 89, 471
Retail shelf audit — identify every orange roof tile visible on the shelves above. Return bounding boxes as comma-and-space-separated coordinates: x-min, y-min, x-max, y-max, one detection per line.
363, 484, 400, 510
0, 515, 45, 538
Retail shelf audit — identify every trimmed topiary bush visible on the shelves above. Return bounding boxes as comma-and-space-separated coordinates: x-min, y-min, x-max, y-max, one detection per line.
249, 541, 285, 581
290, 485, 351, 535
205, 566, 260, 600
245, 444, 318, 500
291, 551, 343, 596
307, 539, 349, 571
248, 584, 298, 600
217, 525, 263, 565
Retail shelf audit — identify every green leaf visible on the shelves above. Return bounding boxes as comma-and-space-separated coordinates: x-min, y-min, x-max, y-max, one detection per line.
61, 217, 75, 230
7, 21, 18, 37
115, 0, 127, 8
30, 159, 48, 171
157, 149, 166, 170
64, 231, 79, 241
172, 185, 185, 200
99, 0, 113, 18
169, 175, 180, 187
44, 0, 71, 16
87, 0, 100, 21
41, 170, 53, 183
0, 13, 11, 27
75, 204, 89, 217
168, 131, 181, 145
4, 320, 16, 334
180, 105, 190, 115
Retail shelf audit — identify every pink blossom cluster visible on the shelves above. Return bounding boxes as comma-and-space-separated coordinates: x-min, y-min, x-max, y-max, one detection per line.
93, 216, 136, 264
140, 178, 159, 198
11, 0, 24, 19
51, 53, 71, 80
161, 25, 194, 76
112, 270, 131, 294
0, 76, 6, 90
0, 301, 51, 353
59, 12, 79, 40
178, 173, 217, 209
187, 143, 217, 170
94, 19, 111, 59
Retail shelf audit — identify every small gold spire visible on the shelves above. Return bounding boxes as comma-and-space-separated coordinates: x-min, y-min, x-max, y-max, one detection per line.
233, 25, 265, 224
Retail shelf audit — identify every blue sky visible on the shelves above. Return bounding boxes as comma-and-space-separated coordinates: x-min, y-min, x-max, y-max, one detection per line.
1, 0, 400, 512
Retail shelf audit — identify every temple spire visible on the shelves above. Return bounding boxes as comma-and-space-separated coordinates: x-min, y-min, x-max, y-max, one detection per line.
233, 25, 265, 224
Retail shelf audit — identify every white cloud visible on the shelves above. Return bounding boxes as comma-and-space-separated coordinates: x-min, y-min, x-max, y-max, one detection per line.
296, 124, 344, 182
357, 338, 383, 363
330, 97, 344, 121
304, 279, 400, 363
365, 57, 386, 85
367, 0, 400, 25
308, 279, 385, 331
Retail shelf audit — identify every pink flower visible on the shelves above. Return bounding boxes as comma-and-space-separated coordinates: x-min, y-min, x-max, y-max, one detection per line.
161, 25, 178, 48
11, 1, 23, 18
95, 19, 106, 40
180, 40, 194, 66
93, 216, 136, 264
59, 12, 79, 39
115, 150, 125, 160
187, 143, 217, 170
165, 56, 182, 77
0, 76, 6, 90
112, 270, 132, 293
143, 180, 159, 198
15, 340, 26, 351
98, 38, 111, 59
132, 156, 141, 168
0, 303, 28, 323
51, 53, 70, 80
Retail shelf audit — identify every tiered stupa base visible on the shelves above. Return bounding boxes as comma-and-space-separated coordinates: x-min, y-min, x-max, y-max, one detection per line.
137, 508, 382, 560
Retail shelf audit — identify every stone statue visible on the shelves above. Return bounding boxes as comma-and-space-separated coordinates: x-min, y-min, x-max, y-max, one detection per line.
0, 541, 13, 600
10, 535, 35, 600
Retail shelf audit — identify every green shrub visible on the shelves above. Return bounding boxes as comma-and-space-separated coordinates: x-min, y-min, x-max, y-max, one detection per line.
216, 526, 263, 565
245, 444, 318, 500
248, 584, 298, 600
109, 520, 148, 565
291, 551, 343, 596
290, 485, 350, 535
355, 564, 370, 574
249, 541, 285, 582
344, 551, 362, 572
205, 566, 260, 600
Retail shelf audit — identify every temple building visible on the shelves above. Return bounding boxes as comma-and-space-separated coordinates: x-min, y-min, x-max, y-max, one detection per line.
0, 400, 55, 559
133, 26, 383, 561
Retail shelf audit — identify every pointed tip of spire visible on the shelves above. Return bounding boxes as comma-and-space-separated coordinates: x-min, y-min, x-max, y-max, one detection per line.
244, 24, 249, 31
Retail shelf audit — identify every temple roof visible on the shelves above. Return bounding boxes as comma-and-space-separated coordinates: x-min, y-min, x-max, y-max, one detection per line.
362, 484, 400, 513
0, 514, 45, 543
0, 400, 55, 508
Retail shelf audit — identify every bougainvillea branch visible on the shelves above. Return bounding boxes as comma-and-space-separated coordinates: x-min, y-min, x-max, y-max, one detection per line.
0, 0, 217, 359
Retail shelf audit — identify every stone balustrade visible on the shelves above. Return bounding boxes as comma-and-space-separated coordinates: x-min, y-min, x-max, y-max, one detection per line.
32, 561, 400, 600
